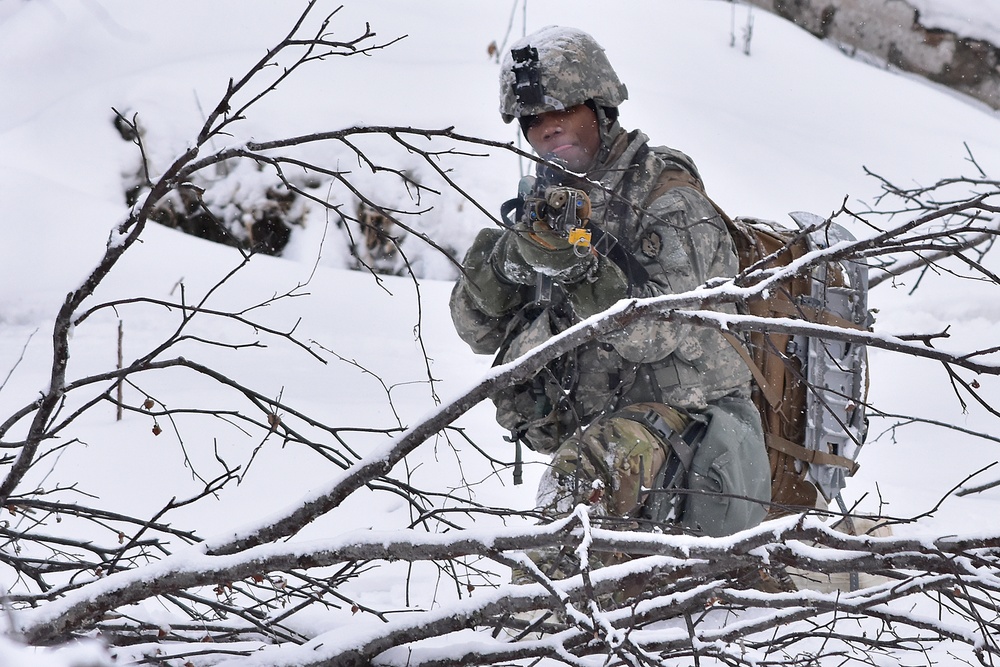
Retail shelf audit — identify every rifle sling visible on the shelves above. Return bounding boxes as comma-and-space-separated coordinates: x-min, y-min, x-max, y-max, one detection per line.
588, 225, 650, 293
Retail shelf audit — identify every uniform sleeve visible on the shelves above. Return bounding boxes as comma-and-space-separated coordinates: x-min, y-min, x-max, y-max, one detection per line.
449, 228, 525, 355
607, 185, 739, 363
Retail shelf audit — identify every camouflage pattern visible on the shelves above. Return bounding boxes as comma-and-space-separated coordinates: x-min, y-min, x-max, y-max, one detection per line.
509, 397, 769, 593
510, 405, 680, 588
451, 128, 753, 432
531, 396, 768, 538
499, 26, 628, 123
450, 126, 766, 539
535, 405, 682, 522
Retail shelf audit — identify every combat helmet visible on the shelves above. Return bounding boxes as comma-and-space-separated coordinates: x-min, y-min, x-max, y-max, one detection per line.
499, 26, 628, 124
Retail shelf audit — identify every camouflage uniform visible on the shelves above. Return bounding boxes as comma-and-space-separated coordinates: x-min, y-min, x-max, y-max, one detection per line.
450, 27, 769, 549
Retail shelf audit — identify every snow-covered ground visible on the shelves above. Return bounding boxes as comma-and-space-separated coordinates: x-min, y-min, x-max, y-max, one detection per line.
2, 1, 1000, 665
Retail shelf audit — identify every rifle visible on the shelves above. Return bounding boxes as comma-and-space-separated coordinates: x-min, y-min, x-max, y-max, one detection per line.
519, 158, 594, 252
499, 157, 594, 306
500, 156, 650, 301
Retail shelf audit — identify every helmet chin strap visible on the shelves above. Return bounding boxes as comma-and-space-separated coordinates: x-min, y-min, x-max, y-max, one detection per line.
589, 104, 621, 172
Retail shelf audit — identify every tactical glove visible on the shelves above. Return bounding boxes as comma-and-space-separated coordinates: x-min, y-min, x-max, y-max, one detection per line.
460, 228, 523, 317
494, 220, 597, 286
567, 259, 627, 319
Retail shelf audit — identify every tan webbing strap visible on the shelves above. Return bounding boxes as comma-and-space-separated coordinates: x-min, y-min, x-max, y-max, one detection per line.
721, 331, 784, 408
646, 168, 740, 230
719, 300, 863, 412
645, 168, 705, 204
765, 433, 860, 474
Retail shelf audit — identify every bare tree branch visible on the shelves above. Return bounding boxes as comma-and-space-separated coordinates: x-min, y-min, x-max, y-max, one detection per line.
5, 4, 1000, 666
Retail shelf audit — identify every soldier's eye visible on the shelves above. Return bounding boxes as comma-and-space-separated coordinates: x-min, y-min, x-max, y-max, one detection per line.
520, 115, 541, 131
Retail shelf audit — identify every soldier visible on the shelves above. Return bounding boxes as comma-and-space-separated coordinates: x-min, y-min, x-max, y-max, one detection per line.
450, 26, 770, 573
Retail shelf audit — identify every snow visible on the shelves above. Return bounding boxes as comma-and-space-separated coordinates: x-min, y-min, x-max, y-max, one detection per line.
2, 0, 1000, 665
909, 0, 1000, 44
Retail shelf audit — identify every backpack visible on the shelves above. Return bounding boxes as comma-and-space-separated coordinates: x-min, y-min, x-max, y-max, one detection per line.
720, 213, 871, 515
646, 158, 872, 515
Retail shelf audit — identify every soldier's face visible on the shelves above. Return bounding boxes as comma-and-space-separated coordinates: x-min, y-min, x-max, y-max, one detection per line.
523, 104, 601, 173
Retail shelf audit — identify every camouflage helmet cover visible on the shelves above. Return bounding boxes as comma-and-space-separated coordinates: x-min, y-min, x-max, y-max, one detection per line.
499, 26, 628, 123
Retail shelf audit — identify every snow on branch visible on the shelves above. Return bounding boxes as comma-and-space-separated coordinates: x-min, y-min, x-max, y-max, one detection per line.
4, 2, 1000, 666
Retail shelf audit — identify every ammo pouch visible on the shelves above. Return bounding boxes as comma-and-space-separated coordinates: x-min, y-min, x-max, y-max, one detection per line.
632, 398, 770, 537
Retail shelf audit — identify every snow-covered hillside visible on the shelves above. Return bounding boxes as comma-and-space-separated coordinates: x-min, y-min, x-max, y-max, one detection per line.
910, 0, 1000, 43
2, 1, 1000, 665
